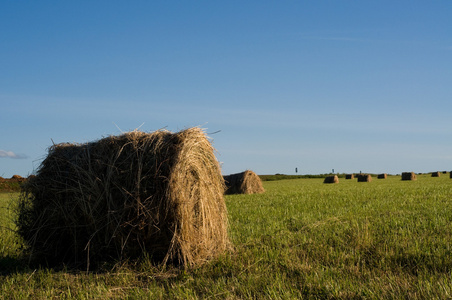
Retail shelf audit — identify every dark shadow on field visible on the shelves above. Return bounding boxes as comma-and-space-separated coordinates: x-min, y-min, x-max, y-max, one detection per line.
0, 254, 114, 276
0, 250, 186, 278
391, 252, 452, 276
0, 255, 30, 276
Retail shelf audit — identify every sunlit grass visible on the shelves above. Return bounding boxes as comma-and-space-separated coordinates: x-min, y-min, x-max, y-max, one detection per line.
0, 193, 22, 261
1, 174, 452, 298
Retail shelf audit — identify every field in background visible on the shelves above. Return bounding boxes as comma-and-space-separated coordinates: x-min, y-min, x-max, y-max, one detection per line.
1, 174, 452, 298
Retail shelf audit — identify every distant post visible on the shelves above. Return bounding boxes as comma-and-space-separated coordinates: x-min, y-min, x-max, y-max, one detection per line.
295, 167, 298, 174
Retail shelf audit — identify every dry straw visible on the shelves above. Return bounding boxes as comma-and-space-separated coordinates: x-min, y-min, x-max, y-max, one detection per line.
357, 174, 372, 182
401, 172, 417, 181
323, 175, 339, 184
223, 170, 265, 194
17, 128, 229, 269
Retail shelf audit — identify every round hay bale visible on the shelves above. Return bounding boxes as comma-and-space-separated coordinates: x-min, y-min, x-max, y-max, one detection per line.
357, 174, 372, 182
377, 173, 387, 179
17, 128, 228, 269
323, 175, 339, 184
11, 175, 25, 182
345, 174, 354, 180
431, 171, 441, 177
401, 172, 417, 181
223, 170, 264, 194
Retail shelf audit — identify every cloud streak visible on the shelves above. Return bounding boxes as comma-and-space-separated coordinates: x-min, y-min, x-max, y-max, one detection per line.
0, 150, 27, 159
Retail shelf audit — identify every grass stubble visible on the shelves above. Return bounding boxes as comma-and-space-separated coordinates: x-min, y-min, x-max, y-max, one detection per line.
1, 174, 452, 299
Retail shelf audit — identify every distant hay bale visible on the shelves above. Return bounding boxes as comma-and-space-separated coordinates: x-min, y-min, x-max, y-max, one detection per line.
345, 174, 354, 179
357, 174, 372, 182
431, 171, 441, 177
401, 172, 417, 181
323, 175, 339, 184
223, 170, 264, 194
377, 173, 387, 179
450, 172, 452, 179
11, 175, 25, 183
17, 128, 228, 269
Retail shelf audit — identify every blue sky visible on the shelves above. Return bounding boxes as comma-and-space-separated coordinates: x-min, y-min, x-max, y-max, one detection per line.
1, 1, 452, 177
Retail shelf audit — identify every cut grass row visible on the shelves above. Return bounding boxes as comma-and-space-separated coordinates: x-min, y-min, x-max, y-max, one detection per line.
1, 174, 451, 298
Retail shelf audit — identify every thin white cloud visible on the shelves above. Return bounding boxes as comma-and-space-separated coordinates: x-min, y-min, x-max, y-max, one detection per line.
0, 150, 27, 159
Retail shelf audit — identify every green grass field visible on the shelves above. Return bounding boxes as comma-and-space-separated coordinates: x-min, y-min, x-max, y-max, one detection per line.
1, 174, 452, 299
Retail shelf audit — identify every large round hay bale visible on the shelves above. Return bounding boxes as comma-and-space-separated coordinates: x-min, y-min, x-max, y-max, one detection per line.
223, 170, 264, 194
357, 174, 372, 182
401, 172, 417, 181
431, 171, 441, 177
323, 175, 339, 184
377, 173, 387, 179
345, 174, 354, 179
17, 128, 228, 269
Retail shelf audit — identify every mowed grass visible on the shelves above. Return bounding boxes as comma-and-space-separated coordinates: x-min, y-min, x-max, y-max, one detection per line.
1, 174, 452, 299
